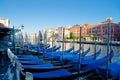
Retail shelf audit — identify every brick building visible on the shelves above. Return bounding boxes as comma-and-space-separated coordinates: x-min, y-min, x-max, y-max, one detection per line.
87, 22, 120, 41
69, 24, 93, 41
82, 24, 93, 40
69, 24, 80, 37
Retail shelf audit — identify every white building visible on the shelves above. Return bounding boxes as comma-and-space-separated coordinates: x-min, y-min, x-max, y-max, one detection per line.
58, 26, 71, 41
0, 18, 9, 27
28, 31, 43, 44
45, 28, 58, 42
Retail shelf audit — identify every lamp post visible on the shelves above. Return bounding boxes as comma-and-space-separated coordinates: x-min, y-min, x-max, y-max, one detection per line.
106, 17, 113, 79
12, 25, 24, 54
18, 25, 24, 48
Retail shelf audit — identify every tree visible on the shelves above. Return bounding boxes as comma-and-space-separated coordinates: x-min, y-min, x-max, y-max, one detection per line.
70, 32, 75, 39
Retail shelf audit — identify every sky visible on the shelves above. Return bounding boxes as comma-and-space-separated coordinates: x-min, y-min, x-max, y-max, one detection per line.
0, 0, 120, 34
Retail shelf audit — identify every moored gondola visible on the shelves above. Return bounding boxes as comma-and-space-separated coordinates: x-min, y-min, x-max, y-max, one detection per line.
20, 50, 114, 80
22, 63, 74, 72
20, 68, 93, 80
74, 50, 114, 71
89, 59, 120, 80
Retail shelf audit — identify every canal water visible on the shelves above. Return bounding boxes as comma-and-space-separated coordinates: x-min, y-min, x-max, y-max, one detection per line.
0, 42, 120, 80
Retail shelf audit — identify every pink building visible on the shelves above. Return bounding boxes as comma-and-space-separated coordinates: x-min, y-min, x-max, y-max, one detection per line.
87, 22, 120, 41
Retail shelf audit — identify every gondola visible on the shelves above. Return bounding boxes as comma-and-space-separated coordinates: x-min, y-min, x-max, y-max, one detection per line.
20, 67, 93, 80
43, 45, 61, 52
81, 47, 90, 56
21, 63, 74, 72
51, 45, 61, 52
16, 44, 50, 55
64, 46, 74, 53
17, 50, 74, 72
39, 45, 57, 53
29, 43, 50, 53
38, 46, 75, 60
82, 49, 101, 60
62, 47, 91, 61
20, 49, 112, 80
20, 69, 77, 80
63, 49, 101, 64
17, 54, 58, 65
45, 47, 82, 60
41, 46, 74, 55
18, 47, 112, 80
20, 51, 97, 74
75, 49, 101, 61
73, 50, 114, 72
44, 46, 75, 58
18, 56, 43, 61
17, 54, 59, 65
92, 58, 120, 80
18, 47, 89, 65
39, 43, 50, 48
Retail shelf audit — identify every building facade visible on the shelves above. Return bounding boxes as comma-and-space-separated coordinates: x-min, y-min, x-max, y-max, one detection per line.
45, 28, 58, 42
0, 18, 9, 27
0, 18, 11, 47
58, 26, 70, 41
69, 24, 80, 37
87, 22, 120, 41
82, 24, 93, 41
69, 24, 93, 41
